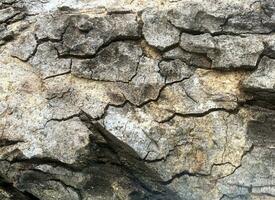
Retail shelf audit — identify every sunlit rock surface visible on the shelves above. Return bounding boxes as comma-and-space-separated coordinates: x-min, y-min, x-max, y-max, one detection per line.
0, 0, 275, 199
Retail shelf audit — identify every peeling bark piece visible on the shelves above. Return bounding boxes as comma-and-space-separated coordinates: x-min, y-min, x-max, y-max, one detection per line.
11, 33, 37, 61
29, 42, 71, 79
59, 13, 140, 56
142, 9, 180, 51
71, 41, 142, 82
242, 56, 275, 108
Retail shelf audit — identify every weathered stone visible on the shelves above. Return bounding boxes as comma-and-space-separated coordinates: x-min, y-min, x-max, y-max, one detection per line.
180, 33, 216, 54
118, 56, 165, 105
11, 33, 37, 61
145, 69, 245, 122
213, 35, 264, 69
34, 13, 69, 41
29, 42, 71, 79
0, 7, 20, 23
58, 13, 140, 56
1, 0, 275, 199
163, 47, 212, 68
71, 41, 142, 82
142, 9, 180, 50
166, 1, 229, 34
218, 146, 275, 198
159, 59, 194, 83
180, 33, 264, 70
242, 56, 275, 108
0, 25, 13, 45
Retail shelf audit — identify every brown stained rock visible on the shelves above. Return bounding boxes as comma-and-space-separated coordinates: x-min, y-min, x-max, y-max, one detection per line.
1, 0, 275, 199
145, 69, 245, 122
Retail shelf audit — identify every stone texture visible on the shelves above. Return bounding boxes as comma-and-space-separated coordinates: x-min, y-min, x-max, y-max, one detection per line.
29, 42, 72, 79
242, 56, 275, 108
142, 9, 180, 50
180, 33, 265, 70
71, 41, 142, 82
11, 33, 37, 61
0, 0, 275, 199
57, 13, 141, 56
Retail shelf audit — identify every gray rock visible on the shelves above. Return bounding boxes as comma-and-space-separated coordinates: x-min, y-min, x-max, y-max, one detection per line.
118, 56, 165, 105
166, 1, 233, 34
71, 41, 142, 82
180, 33, 264, 70
243, 56, 275, 91
218, 146, 275, 198
0, 25, 13, 45
163, 47, 212, 68
242, 56, 275, 108
29, 42, 71, 79
223, 10, 275, 34
213, 35, 264, 69
0, 7, 20, 23
180, 33, 216, 54
34, 13, 69, 41
167, 0, 275, 34
59, 13, 140, 56
142, 9, 180, 50
1, 1, 275, 199
11, 33, 37, 61
159, 59, 194, 83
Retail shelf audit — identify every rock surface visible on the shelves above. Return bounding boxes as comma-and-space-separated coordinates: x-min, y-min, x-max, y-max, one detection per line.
0, 0, 275, 200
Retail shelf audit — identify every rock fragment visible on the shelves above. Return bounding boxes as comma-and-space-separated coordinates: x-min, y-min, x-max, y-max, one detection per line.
29, 42, 71, 79
159, 59, 194, 83
11, 33, 37, 61
71, 41, 142, 82
180, 34, 264, 70
58, 14, 141, 56
142, 9, 180, 50
242, 56, 275, 108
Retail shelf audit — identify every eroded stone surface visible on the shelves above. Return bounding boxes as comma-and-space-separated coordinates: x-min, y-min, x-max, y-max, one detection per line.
242, 56, 275, 108
57, 13, 141, 56
142, 9, 180, 50
1, 0, 275, 199
71, 41, 142, 82
180, 33, 264, 70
